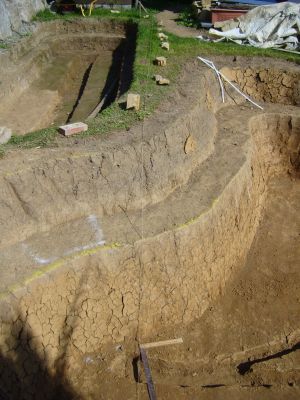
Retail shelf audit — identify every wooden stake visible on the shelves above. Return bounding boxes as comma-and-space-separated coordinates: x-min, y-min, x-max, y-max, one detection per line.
87, 78, 118, 120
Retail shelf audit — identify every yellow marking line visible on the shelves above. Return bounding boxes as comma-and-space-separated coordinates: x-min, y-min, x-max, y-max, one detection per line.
0, 242, 121, 300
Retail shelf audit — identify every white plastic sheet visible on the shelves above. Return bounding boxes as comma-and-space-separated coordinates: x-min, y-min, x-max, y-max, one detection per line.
209, 2, 300, 50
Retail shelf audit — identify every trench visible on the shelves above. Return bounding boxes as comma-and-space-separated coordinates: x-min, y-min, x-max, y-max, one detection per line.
0, 20, 137, 135
0, 55, 299, 399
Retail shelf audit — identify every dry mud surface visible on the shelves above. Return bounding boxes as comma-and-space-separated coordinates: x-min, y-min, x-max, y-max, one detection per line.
0, 39, 299, 400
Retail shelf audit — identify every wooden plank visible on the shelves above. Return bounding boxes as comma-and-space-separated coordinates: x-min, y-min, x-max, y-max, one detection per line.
140, 347, 157, 400
140, 338, 183, 350
87, 77, 118, 120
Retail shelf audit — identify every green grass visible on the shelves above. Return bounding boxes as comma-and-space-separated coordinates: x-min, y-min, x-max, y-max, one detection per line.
177, 7, 198, 28
32, 8, 141, 22
1, 9, 299, 155
7, 128, 58, 148
0, 42, 9, 49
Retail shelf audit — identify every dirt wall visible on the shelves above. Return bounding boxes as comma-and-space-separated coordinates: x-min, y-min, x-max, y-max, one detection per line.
222, 66, 300, 106
0, 58, 299, 398
1, 106, 299, 399
0, 66, 218, 249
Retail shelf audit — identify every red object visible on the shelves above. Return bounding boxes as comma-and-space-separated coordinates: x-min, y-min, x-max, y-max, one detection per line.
58, 122, 88, 136
211, 8, 248, 23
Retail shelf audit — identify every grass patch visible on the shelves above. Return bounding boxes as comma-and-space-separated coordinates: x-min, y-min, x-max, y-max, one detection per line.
0, 41, 9, 49
1, 9, 299, 154
8, 128, 58, 148
0, 147, 5, 159
177, 7, 198, 28
32, 8, 141, 22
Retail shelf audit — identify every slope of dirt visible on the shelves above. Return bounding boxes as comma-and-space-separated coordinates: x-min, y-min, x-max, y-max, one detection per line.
137, 175, 300, 399
0, 19, 133, 135
66, 175, 300, 400
0, 54, 299, 400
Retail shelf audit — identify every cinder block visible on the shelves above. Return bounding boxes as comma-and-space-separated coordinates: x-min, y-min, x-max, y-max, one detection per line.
58, 122, 88, 136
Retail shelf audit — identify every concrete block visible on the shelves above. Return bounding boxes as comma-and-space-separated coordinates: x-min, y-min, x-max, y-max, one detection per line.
158, 32, 168, 41
161, 42, 170, 51
126, 93, 141, 111
153, 74, 170, 85
155, 56, 167, 67
153, 74, 163, 82
58, 122, 88, 136
0, 127, 12, 144
157, 78, 170, 86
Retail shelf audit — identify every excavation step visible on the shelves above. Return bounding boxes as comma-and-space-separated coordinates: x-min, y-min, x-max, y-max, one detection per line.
0, 90, 60, 135
0, 105, 258, 292
0, 20, 135, 134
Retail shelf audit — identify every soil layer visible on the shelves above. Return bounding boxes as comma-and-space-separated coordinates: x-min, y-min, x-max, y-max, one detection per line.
0, 53, 299, 399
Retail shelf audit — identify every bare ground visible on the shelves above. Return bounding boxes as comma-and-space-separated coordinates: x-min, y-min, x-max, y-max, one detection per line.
0, 32, 299, 399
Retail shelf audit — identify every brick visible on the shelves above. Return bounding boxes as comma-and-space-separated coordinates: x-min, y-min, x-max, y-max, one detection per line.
58, 122, 88, 136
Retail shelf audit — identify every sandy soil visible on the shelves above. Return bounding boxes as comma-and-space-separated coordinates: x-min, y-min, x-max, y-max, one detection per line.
0, 24, 299, 398
68, 174, 300, 400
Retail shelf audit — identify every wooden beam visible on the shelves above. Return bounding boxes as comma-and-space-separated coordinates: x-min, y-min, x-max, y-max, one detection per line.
140, 338, 183, 350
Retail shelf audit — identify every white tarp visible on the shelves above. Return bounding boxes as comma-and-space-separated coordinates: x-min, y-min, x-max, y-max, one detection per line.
209, 2, 300, 50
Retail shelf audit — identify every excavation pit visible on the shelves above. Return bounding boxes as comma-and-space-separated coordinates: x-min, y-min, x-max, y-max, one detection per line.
221, 64, 300, 105
0, 20, 137, 135
0, 52, 299, 399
